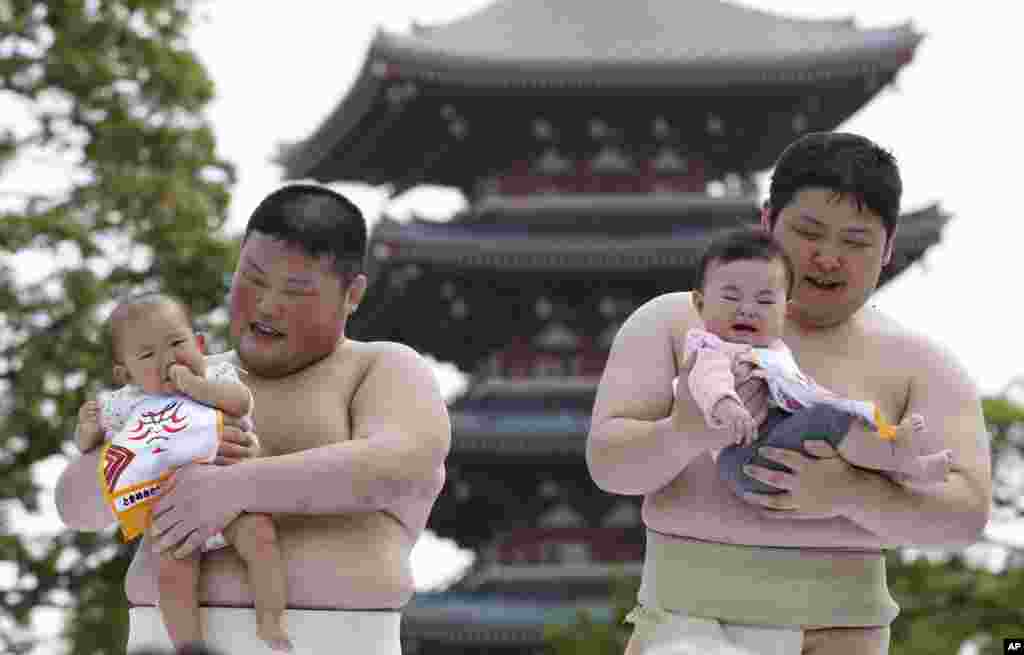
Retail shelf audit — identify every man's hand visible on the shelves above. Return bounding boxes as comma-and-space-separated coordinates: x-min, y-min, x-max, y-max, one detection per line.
712, 397, 757, 445
216, 414, 261, 465
741, 441, 866, 519
76, 400, 103, 452
151, 464, 242, 558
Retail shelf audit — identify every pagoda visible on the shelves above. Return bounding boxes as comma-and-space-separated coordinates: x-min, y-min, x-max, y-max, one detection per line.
279, 1, 943, 652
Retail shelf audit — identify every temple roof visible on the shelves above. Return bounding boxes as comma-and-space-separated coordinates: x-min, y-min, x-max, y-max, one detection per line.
372, 0, 920, 86
365, 193, 761, 277
351, 201, 949, 369
403, 592, 618, 646
448, 377, 595, 454
454, 192, 759, 229
456, 377, 599, 399
451, 410, 589, 455
279, 0, 922, 189
367, 200, 944, 272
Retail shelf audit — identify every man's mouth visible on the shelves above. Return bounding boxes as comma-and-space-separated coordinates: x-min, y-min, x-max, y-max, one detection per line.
250, 321, 285, 338
805, 276, 845, 291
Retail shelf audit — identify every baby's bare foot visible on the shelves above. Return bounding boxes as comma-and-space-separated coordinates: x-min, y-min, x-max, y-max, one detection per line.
905, 449, 953, 483
894, 413, 926, 444
900, 413, 925, 435
257, 612, 293, 653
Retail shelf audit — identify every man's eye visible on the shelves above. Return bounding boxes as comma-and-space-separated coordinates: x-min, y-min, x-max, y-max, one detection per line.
139, 353, 153, 360
172, 339, 186, 346
758, 300, 776, 305
723, 297, 740, 302
795, 230, 821, 239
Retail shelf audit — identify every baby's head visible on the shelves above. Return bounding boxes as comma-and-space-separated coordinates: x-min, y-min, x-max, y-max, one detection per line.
106, 292, 206, 393
693, 227, 794, 347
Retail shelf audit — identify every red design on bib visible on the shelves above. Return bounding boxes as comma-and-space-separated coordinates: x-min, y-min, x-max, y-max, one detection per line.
125, 400, 190, 451
103, 444, 134, 489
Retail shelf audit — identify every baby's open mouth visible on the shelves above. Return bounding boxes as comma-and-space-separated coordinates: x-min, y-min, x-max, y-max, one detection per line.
251, 321, 285, 337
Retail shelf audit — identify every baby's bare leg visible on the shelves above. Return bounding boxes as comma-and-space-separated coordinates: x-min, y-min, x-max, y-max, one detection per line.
836, 414, 925, 474
155, 549, 201, 647
839, 413, 952, 483
223, 513, 292, 652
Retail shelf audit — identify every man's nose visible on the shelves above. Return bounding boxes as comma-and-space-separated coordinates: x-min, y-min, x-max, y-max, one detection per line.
812, 249, 841, 272
256, 288, 285, 317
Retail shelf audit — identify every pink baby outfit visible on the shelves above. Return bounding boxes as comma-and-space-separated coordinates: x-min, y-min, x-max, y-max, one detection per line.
681, 328, 953, 485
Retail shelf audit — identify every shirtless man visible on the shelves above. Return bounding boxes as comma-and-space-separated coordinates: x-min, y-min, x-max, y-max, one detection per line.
586, 133, 991, 655
55, 184, 451, 654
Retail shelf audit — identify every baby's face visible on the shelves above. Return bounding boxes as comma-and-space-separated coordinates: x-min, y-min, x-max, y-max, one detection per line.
117, 301, 206, 394
696, 258, 788, 347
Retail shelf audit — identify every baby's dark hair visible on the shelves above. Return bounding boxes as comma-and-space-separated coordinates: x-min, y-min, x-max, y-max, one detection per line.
766, 132, 902, 240
244, 183, 367, 286
696, 227, 795, 298
106, 292, 193, 364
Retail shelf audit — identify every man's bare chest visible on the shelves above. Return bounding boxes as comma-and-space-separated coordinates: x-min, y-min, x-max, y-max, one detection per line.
788, 344, 910, 420
247, 375, 357, 455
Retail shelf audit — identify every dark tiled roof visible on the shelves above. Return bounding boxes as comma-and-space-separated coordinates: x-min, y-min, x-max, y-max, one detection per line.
278, 0, 922, 187
403, 590, 618, 644
373, 0, 920, 86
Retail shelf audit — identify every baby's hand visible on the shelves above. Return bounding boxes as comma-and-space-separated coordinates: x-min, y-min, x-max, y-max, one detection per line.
76, 400, 103, 452
712, 397, 757, 446
167, 363, 198, 396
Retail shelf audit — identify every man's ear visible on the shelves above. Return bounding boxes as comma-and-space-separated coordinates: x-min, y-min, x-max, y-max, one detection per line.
347, 273, 368, 311
881, 225, 898, 267
195, 333, 207, 355
760, 203, 774, 232
692, 290, 704, 314
113, 365, 129, 386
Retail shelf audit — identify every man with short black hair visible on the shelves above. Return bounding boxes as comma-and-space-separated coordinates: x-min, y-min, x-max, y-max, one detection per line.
58, 184, 451, 653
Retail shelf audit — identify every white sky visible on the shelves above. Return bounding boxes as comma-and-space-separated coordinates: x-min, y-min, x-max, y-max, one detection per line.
6, 0, 1023, 650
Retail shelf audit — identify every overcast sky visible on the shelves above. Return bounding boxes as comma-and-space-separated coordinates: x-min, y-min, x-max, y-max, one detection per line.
6, 1, 1021, 650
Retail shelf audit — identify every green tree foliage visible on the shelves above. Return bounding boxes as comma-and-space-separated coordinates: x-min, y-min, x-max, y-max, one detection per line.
1, 2, 235, 652
544, 574, 635, 655
548, 396, 1024, 655
886, 393, 1024, 655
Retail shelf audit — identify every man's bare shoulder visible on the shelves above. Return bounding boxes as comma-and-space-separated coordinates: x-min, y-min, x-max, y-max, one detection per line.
863, 306, 973, 381
628, 290, 701, 337
346, 340, 450, 446
347, 340, 427, 368
345, 340, 438, 393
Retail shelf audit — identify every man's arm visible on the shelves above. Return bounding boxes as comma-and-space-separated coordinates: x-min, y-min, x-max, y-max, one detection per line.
217, 343, 451, 516
55, 448, 116, 531
843, 335, 992, 547
586, 293, 740, 495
